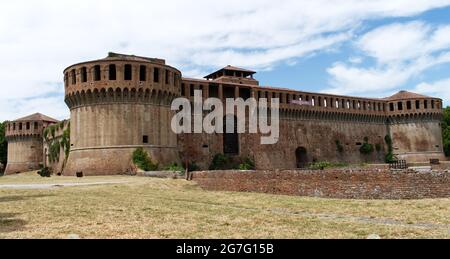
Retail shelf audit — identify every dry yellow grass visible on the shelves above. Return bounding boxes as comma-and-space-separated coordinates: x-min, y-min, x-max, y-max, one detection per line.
0, 172, 449, 239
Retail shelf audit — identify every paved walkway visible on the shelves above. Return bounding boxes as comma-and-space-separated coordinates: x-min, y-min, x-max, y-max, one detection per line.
0, 181, 131, 190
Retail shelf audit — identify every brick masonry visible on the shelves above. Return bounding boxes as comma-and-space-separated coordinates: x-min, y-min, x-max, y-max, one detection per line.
192, 169, 450, 200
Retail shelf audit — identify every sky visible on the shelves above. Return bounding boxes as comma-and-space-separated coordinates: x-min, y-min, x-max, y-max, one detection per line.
1, 0, 450, 121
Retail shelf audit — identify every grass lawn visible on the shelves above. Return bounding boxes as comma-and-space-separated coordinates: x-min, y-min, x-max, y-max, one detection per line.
0, 172, 449, 239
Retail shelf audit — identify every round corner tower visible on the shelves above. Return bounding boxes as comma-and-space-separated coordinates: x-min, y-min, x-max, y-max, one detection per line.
63, 53, 181, 176
385, 91, 446, 163
4, 113, 59, 175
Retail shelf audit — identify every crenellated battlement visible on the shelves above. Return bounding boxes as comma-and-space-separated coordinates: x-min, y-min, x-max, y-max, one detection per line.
64, 53, 181, 109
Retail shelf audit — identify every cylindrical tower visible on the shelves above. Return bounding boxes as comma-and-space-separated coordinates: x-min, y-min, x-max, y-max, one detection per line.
63, 53, 181, 176
5, 113, 58, 175
386, 91, 446, 163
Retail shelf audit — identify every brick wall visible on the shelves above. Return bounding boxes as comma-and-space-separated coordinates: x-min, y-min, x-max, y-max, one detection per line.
192, 169, 450, 200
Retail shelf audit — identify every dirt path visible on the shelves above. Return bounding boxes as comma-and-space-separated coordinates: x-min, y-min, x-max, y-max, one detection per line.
0, 181, 131, 190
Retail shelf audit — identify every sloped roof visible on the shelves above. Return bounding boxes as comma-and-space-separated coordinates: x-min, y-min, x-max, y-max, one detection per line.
103, 52, 166, 64
384, 91, 432, 101
15, 113, 59, 123
204, 65, 256, 79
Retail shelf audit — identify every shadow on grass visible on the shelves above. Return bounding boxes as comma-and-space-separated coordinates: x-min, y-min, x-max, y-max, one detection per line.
0, 194, 54, 203
0, 213, 27, 233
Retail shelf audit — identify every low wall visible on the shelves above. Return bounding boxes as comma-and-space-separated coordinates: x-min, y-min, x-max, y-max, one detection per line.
192, 169, 450, 200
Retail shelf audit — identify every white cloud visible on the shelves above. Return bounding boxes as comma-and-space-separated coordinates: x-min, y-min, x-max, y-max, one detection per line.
1, 0, 450, 120
325, 21, 450, 97
415, 77, 450, 105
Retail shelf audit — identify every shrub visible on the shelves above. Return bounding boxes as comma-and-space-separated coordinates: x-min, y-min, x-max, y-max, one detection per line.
239, 157, 256, 170
132, 148, 158, 171
209, 154, 231, 170
165, 163, 184, 172
384, 135, 397, 163
38, 167, 51, 177
360, 137, 374, 155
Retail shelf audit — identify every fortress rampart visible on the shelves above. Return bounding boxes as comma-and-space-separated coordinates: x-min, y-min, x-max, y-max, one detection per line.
4, 53, 447, 175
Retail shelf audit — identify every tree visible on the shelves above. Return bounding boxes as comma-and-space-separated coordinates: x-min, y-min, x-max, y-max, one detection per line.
443, 107, 450, 157
0, 121, 7, 168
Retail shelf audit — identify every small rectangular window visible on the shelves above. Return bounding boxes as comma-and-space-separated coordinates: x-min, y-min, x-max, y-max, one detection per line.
398, 102, 403, 111
26, 122, 30, 130
154, 67, 160, 83
407, 101, 412, 110
143, 135, 149, 144
190, 84, 195, 97
140, 65, 147, 81
181, 84, 186, 96
165, 70, 170, 84
424, 100, 428, 109
390, 103, 394, 111
124, 64, 132, 81
431, 100, 435, 109
34, 122, 38, 130
109, 64, 117, 80
416, 100, 420, 109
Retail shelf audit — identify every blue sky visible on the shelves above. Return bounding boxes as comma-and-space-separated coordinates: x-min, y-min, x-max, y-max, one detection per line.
1, 0, 450, 121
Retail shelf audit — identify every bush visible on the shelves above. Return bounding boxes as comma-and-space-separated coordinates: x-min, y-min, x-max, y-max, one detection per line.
384, 135, 397, 163
209, 154, 231, 170
360, 137, 374, 155
38, 167, 51, 177
132, 148, 158, 171
239, 157, 256, 170
164, 163, 184, 172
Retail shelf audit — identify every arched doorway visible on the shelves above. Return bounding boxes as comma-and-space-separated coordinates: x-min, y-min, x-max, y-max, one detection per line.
223, 115, 239, 155
296, 147, 308, 168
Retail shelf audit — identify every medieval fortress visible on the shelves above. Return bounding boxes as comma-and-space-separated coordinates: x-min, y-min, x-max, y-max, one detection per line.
4, 53, 446, 176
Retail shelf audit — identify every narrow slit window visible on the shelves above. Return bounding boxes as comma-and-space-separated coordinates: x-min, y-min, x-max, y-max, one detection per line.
143, 135, 149, 144
165, 70, 170, 84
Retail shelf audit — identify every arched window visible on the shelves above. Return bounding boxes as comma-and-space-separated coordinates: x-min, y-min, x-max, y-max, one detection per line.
140, 65, 147, 81
124, 64, 132, 81
81, 67, 87, 83
109, 64, 117, 80
94, 65, 101, 81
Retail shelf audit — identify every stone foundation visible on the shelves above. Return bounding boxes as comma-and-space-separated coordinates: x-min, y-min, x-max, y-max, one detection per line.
192, 169, 450, 200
